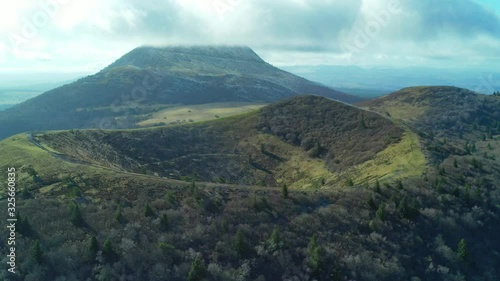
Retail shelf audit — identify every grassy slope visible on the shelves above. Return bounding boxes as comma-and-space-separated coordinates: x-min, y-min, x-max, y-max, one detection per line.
0, 133, 138, 199
349, 131, 427, 183
137, 102, 267, 126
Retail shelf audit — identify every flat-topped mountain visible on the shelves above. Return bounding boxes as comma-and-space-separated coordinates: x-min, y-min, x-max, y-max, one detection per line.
0, 46, 359, 140
104, 46, 267, 71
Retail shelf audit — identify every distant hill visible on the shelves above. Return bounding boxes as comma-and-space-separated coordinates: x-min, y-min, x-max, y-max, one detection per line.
282, 65, 500, 95
0, 46, 359, 140
358, 86, 500, 140
0, 104, 14, 111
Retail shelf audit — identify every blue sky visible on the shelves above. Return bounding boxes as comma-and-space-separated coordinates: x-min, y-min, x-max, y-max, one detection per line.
0, 0, 499, 83
476, 0, 500, 11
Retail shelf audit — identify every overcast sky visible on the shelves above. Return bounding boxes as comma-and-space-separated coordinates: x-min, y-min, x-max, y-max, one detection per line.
1, 0, 499, 81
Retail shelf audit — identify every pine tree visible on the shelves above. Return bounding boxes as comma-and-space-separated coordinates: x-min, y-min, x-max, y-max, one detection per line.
360, 118, 367, 128
439, 166, 446, 175
89, 236, 99, 260
269, 228, 283, 251
187, 256, 206, 281
252, 196, 260, 211
16, 212, 33, 236
345, 178, 354, 187
307, 234, 326, 274
115, 206, 123, 223
367, 194, 377, 210
144, 203, 155, 217
308, 234, 319, 257
190, 180, 197, 194
20, 187, 31, 199
308, 141, 321, 158
375, 180, 381, 193
235, 229, 250, 258
281, 183, 289, 199
331, 265, 342, 281
70, 202, 83, 226
464, 142, 471, 154
376, 203, 386, 221
160, 213, 169, 231
397, 180, 404, 190
190, 180, 202, 202
457, 239, 468, 260
31, 240, 43, 264
102, 238, 115, 260
397, 195, 419, 220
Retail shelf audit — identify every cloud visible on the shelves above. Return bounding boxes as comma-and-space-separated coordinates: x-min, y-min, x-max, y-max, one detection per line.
410, 0, 500, 38
1, 0, 499, 73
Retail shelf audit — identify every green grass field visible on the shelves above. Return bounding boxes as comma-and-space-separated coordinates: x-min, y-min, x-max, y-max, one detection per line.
349, 131, 427, 184
137, 102, 267, 126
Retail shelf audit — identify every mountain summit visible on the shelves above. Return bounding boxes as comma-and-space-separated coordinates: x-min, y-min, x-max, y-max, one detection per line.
104, 46, 266, 71
0, 46, 359, 140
